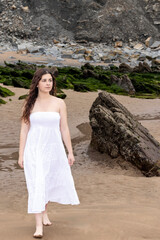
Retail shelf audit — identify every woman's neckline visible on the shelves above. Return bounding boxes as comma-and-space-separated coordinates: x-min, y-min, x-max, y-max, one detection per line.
30, 111, 60, 115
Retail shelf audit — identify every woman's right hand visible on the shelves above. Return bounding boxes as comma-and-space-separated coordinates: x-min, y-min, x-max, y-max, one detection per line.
18, 157, 24, 168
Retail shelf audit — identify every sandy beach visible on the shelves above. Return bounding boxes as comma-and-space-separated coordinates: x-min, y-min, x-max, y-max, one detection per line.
0, 50, 111, 68
1, 84, 160, 240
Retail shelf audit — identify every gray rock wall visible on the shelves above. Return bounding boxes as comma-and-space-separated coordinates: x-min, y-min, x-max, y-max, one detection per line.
0, 0, 160, 44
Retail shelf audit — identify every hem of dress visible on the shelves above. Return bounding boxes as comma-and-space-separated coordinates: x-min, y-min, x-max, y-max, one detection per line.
28, 200, 80, 214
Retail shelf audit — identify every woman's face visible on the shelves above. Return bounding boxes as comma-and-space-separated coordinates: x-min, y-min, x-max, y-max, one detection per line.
37, 73, 53, 93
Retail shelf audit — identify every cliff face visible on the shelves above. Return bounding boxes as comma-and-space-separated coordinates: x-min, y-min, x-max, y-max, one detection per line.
1, 0, 160, 44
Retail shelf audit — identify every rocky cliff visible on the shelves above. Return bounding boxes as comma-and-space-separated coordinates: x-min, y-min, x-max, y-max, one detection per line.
0, 0, 160, 44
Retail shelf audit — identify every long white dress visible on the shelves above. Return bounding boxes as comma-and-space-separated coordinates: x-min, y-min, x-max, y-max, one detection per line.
23, 111, 80, 214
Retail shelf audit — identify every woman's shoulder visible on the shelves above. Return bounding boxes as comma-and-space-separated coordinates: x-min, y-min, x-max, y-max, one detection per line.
51, 96, 66, 113
51, 96, 66, 108
51, 95, 64, 103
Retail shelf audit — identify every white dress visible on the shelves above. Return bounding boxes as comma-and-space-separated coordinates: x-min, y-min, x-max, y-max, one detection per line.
23, 111, 80, 214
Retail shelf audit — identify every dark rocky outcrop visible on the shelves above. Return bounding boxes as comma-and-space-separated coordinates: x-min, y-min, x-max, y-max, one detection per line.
119, 63, 133, 73
133, 62, 152, 73
0, 0, 160, 44
110, 74, 135, 94
119, 62, 153, 73
89, 91, 160, 176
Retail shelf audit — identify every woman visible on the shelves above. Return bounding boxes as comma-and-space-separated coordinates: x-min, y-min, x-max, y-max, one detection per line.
18, 68, 80, 238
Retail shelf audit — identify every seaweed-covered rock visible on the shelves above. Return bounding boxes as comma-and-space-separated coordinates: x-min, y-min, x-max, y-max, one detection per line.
50, 67, 59, 77
152, 59, 160, 72
0, 86, 15, 97
110, 74, 135, 94
73, 83, 90, 92
82, 69, 99, 79
12, 78, 30, 88
56, 92, 67, 99
89, 91, 160, 177
18, 94, 28, 100
133, 62, 152, 73
0, 98, 7, 104
119, 63, 133, 73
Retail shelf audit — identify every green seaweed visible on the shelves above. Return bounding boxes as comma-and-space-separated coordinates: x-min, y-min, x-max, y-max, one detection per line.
18, 94, 28, 100
0, 98, 7, 104
0, 61, 160, 99
0, 86, 15, 97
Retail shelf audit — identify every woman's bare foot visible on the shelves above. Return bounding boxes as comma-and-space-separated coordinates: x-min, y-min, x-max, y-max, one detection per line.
42, 212, 52, 226
33, 225, 43, 238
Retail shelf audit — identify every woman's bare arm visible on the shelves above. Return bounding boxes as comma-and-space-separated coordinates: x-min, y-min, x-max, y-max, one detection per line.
18, 119, 30, 168
59, 100, 75, 165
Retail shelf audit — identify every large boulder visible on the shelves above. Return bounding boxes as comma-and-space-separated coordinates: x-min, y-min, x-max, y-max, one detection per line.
89, 91, 160, 177
110, 74, 135, 94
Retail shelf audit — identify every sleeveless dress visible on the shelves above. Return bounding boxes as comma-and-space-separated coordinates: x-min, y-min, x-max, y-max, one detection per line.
23, 111, 80, 214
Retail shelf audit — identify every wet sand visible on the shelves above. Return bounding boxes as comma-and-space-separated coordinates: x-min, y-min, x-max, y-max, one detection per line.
1, 85, 160, 240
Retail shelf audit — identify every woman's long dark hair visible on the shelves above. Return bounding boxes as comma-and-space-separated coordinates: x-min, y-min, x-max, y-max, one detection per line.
21, 68, 57, 124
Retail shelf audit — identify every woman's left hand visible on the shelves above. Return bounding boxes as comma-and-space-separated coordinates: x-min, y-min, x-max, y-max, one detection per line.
68, 153, 75, 166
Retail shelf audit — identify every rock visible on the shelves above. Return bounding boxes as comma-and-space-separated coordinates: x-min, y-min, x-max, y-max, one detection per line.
119, 56, 129, 63
27, 46, 39, 53
73, 83, 90, 92
82, 69, 99, 79
1, 0, 160, 45
130, 54, 140, 59
134, 43, 144, 50
53, 39, 60, 44
115, 41, 123, 47
154, 21, 160, 25
145, 37, 153, 47
152, 59, 160, 71
12, 78, 29, 88
17, 43, 40, 54
89, 91, 160, 176
109, 64, 119, 71
88, 2, 102, 10
39, 48, 46, 54
112, 49, 123, 55
21, 6, 29, 13
101, 55, 109, 61
152, 59, 160, 66
17, 49, 29, 54
153, 3, 159, 11
103, 58, 112, 63
11, 5, 16, 10
110, 75, 135, 94
150, 41, 160, 49
119, 63, 133, 72
17, 43, 28, 51
50, 67, 59, 77
0, 86, 15, 97
61, 54, 73, 59
74, 49, 86, 54
84, 55, 94, 61
18, 16, 23, 20
0, 98, 7, 104
85, 49, 92, 54
72, 54, 84, 59
133, 62, 152, 72
18, 94, 28, 100
76, 39, 88, 44
137, 54, 147, 61
82, 63, 95, 70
